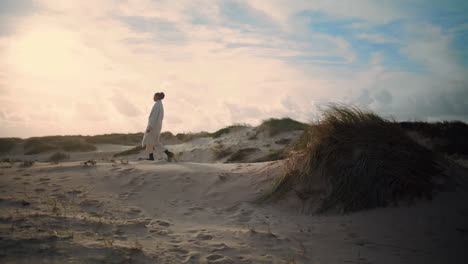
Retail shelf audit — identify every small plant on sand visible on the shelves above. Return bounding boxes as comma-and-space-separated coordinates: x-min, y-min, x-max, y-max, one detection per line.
20, 160, 35, 167
48, 152, 69, 164
259, 105, 445, 213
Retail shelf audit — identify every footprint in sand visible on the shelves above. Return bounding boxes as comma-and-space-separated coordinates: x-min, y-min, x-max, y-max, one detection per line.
206, 254, 233, 264
195, 232, 213, 240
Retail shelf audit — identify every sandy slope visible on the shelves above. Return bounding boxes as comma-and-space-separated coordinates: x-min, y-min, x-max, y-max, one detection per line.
1, 158, 468, 264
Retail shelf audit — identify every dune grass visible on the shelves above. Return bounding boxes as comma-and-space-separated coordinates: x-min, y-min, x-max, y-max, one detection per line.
84, 133, 143, 145
0, 138, 22, 153
259, 105, 445, 213
175, 132, 211, 142
24, 136, 97, 155
210, 123, 250, 138
257, 118, 308, 137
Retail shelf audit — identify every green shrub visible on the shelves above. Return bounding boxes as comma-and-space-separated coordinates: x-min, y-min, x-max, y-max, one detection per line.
48, 152, 69, 164
259, 105, 444, 213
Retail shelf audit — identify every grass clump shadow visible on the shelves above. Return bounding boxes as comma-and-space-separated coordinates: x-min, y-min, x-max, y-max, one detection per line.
258, 105, 445, 213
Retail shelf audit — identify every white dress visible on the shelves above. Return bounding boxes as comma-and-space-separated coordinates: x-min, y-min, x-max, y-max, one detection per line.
141, 100, 164, 154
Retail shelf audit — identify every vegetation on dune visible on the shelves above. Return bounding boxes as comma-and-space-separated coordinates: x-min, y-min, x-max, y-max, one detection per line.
175, 132, 211, 142
24, 136, 97, 155
84, 133, 143, 145
0, 138, 22, 153
113, 146, 144, 157
257, 118, 308, 137
48, 152, 69, 164
259, 105, 445, 213
226, 148, 260, 163
210, 123, 250, 138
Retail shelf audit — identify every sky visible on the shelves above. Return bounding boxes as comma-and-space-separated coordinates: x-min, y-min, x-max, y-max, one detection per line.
1, 0, 468, 138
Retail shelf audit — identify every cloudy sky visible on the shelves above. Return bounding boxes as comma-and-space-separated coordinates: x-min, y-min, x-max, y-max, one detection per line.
1, 0, 467, 138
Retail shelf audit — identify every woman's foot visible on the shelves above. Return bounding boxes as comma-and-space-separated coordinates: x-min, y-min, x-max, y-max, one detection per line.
146, 153, 154, 160
164, 150, 174, 162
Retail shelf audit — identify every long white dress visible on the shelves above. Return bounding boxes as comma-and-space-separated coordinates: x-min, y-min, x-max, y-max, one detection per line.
141, 100, 164, 154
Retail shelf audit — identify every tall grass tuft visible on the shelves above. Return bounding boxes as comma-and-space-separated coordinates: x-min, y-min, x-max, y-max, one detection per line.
24, 136, 96, 154
259, 105, 445, 213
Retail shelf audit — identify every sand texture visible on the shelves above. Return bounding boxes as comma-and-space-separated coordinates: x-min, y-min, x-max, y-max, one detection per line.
1, 157, 468, 264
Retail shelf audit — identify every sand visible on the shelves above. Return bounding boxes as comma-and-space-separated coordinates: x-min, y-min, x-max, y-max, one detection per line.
1, 130, 468, 263
1, 158, 468, 264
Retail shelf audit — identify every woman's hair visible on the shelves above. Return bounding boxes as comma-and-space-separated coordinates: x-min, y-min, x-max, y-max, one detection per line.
154, 92, 165, 100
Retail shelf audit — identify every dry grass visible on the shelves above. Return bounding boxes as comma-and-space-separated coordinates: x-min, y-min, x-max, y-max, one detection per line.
259, 105, 445, 213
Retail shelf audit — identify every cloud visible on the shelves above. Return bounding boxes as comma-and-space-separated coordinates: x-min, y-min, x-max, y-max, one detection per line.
0, 0, 467, 138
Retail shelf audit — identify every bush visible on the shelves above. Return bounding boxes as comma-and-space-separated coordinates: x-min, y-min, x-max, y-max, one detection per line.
48, 152, 69, 164
259, 105, 445, 213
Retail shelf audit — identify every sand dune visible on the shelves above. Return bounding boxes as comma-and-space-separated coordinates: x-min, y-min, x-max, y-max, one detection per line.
1, 156, 468, 264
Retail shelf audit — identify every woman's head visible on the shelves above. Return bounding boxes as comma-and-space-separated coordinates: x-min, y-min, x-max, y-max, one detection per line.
153, 92, 165, 101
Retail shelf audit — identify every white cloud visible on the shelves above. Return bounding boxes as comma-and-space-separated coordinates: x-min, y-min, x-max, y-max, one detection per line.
0, 0, 467, 138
